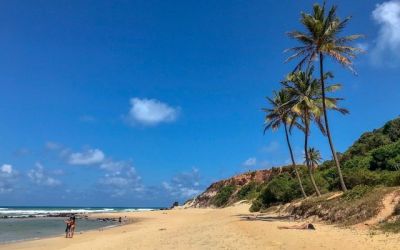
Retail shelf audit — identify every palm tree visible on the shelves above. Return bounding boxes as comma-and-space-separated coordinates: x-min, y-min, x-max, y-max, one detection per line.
286, 3, 363, 192
263, 89, 307, 198
282, 67, 348, 196
307, 147, 322, 170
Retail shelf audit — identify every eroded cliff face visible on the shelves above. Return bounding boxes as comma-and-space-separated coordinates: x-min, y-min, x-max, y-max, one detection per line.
186, 169, 277, 208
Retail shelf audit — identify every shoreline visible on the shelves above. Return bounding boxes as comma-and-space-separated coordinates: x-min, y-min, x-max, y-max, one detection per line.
0, 224, 123, 246
0, 213, 131, 245
1, 204, 400, 250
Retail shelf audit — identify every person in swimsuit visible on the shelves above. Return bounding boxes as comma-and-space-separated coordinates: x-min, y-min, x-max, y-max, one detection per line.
65, 217, 72, 238
69, 216, 76, 238
277, 223, 316, 230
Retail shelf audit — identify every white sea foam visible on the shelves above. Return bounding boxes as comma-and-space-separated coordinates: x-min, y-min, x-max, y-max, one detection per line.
0, 207, 156, 216
0, 208, 115, 215
120, 208, 154, 212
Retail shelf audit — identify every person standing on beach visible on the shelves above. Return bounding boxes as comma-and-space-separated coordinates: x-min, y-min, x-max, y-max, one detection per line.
64, 217, 71, 238
69, 216, 76, 238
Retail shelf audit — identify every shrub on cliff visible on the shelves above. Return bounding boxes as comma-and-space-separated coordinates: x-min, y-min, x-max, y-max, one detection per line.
249, 199, 263, 212
257, 174, 299, 206
212, 185, 236, 207
237, 182, 259, 200
370, 141, 400, 171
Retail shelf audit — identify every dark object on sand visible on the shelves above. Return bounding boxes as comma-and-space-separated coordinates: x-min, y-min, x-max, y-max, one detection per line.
277, 223, 316, 230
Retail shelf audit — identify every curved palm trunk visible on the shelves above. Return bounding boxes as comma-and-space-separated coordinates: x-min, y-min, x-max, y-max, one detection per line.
304, 113, 321, 196
319, 53, 347, 192
284, 123, 307, 198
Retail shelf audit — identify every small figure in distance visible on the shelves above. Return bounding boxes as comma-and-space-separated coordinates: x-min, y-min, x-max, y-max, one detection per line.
277, 223, 316, 230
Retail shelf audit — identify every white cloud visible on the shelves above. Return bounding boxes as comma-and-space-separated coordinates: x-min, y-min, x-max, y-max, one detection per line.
0, 163, 18, 193
68, 149, 105, 165
27, 163, 61, 187
45, 141, 62, 151
242, 157, 257, 167
98, 167, 143, 197
356, 42, 369, 51
162, 168, 202, 198
0, 164, 18, 194
371, 0, 400, 66
1, 164, 13, 174
100, 160, 132, 172
127, 98, 180, 126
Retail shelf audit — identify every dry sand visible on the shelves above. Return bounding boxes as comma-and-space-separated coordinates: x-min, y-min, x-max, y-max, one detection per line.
1, 203, 399, 250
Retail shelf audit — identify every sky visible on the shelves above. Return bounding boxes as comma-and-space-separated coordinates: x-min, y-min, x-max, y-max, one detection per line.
0, 0, 400, 207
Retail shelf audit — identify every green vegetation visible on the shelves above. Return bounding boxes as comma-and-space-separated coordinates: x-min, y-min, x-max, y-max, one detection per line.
341, 185, 372, 201
203, 3, 400, 229
212, 185, 236, 207
380, 220, 400, 233
237, 182, 259, 200
256, 2, 400, 215
251, 117, 400, 212
257, 174, 300, 206
286, 2, 363, 192
263, 90, 307, 198
380, 201, 400, 233
286, 187, 396, 226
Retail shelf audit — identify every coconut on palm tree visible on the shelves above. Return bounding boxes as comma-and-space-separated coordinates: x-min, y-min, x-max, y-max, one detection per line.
286, 2, 363, 192
282, 67, 348, 196
263, 89, 307, 198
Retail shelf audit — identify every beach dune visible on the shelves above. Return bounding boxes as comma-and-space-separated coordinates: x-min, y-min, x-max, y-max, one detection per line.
2, 203, 399, 250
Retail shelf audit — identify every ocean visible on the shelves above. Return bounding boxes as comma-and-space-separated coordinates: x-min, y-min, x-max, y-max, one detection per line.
0, 206, 157, 244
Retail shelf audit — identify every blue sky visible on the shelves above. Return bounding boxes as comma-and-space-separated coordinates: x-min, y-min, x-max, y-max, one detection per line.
0, 0, 400, 207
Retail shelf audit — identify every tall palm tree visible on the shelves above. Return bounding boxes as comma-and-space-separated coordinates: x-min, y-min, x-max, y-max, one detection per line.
286, 3, 363, 192
282, 67, 348, 196
307, 147, 322, 170
263, 90, 307, 198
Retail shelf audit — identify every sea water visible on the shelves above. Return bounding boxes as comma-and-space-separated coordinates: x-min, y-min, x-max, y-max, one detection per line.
0, 207, 157, 244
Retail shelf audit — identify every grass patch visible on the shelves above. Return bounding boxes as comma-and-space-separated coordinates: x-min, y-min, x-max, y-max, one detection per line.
287, 187, 396, 226
380, 219, 400, 233
342, 185, 373, 201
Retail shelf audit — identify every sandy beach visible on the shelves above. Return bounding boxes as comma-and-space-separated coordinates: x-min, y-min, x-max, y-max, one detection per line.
1, 203, 399, 250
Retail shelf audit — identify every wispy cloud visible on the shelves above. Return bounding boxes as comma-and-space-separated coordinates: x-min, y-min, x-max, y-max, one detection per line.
68, 149, 105, 165
0, 164, 18, 193
242, 157, 257, 167
27, 163, 61, 187
100, 160, 132, 172
261, 141, 280, 153
127, 98, 180, 126
162, 168, 202, 198
13, 148, 30, 157
45, 141, 63, 151
370, 0, 400, 67
98, 166, 143, 197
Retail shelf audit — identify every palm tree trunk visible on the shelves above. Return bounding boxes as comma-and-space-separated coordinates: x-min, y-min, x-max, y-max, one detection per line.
304, 113, 321, 196
319, 53, 347, 192
284, 123, 307, 198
